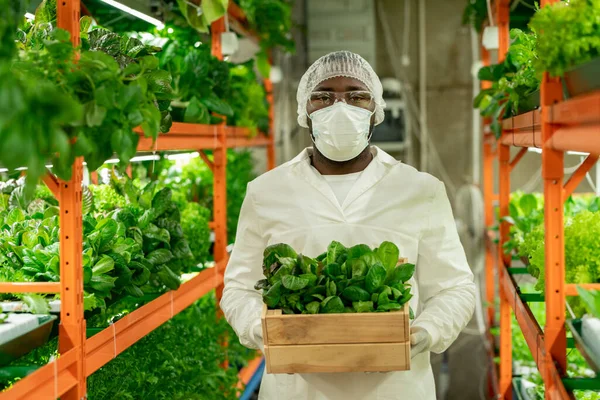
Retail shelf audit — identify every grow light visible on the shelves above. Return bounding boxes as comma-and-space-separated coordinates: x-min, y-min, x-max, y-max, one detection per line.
100, 0, 165, 30
130, 155, 160, 162
528, 148, 590, 156
166, 152, 199, 161
24, 13, 35, 20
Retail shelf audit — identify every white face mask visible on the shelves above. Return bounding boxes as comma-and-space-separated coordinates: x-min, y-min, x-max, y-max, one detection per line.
308, 102, 374, 162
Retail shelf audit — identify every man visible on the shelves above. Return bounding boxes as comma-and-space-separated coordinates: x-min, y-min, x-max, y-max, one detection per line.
221, 51, 476, 400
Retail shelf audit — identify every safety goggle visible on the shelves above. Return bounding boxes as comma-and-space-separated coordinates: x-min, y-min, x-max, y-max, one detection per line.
308, 90, 374, 111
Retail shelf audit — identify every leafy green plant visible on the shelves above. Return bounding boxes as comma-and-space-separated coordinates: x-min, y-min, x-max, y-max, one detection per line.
257, 241, 415, 314
0, 174, 199, 313
578, 287, 600, 318
474, 29, 540, 137
1, 294, 257, 396
160, 150, 257, 244
462, 0, 489, 32
527, 211, 600, 304
502, 192, 544, 259
87, 294, 251, 400
175, 0, 229, 34
180, 202, 211, 265
530, 0, 600, 77
236, 0, 295, 53
158, 35, 234, 124
1, 0, 173, 192
499, 193, 600, 316
226, 63, 270, 135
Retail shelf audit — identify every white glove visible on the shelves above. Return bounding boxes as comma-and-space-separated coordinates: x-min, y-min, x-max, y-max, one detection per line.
251, 322, 265, 353
410, 326, 431, 359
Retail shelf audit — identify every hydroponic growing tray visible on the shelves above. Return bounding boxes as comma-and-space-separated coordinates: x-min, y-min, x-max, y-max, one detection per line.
0, 314, 57, 366
567, 319, 600, 374
261, 303, 410, 374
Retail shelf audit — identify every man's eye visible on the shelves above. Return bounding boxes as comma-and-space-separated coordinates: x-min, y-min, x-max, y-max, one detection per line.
312, 94, 331, 103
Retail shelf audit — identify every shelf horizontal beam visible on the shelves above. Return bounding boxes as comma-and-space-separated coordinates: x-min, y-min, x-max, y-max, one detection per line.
551, 92, 600, 125
85, 267, 224, 376
137, 135, 222, 152
502, 110, 541, 132
0, 282, 61, 293
562, 377, 600, 391
0, 348, 78, 400
499, 131, 542, 148
227, 134, 272, 148
547, 125, 600, 154
507, 267, 529, 275
42, 173, 59, 199
565, 283, 600, 297
519, 293, 545, 302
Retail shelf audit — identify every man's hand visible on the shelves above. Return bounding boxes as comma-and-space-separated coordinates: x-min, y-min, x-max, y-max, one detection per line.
410, 326, 431, 359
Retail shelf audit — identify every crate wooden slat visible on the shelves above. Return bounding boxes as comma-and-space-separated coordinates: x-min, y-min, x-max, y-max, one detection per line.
264, 308, 408, 345
264, 342, 410, 374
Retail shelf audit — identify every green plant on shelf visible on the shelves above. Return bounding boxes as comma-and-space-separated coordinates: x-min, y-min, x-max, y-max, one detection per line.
501, 192, 544, 261
1, 0, 173, 192
158, 31, 234, 125
473, 28, 540, 138
175, 0, 229, 34
150, 26, 269, 134
529, 0, 600, 77
227, 62, 270, 136
158, 150, 257, 244
0, 294, 258, 398
0, 173, 210, 315
87, 294, 255, 400
235, 0, 296, 53
578, 287, 600, 318
498, 193, 600, 317
510, 290, 598, 399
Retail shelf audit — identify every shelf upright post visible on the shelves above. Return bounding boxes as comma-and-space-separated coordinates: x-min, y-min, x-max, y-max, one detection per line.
265, 77, 276, 170
211, 15, 228, 284
540, 0, 567, 393
495, 1, 513, 398
211, 16, 230, 368
481, 44, 496, 329
57, 1, 86, 399
263, 50, 276, 171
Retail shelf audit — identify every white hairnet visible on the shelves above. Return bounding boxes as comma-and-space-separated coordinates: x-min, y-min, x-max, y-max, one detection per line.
296, 50, 386, 128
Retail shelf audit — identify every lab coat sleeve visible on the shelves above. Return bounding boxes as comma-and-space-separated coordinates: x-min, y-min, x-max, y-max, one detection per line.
412, 181, 476, 354
220, 184, 266, 350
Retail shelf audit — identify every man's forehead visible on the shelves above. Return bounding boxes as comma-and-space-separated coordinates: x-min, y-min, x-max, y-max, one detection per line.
314, 76, 368, 92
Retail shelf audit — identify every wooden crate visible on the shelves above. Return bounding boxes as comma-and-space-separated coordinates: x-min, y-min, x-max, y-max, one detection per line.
261, 303, 410, 374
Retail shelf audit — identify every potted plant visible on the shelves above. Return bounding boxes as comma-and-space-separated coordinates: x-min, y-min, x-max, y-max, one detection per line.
530, 0, 600, 98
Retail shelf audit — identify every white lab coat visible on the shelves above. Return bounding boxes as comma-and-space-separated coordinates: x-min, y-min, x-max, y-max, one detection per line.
221, 147, 476, 400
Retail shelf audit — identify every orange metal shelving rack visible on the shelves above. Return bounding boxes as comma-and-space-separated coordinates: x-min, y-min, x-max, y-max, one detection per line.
0, 1, 273, 398
482, 1, 600, 399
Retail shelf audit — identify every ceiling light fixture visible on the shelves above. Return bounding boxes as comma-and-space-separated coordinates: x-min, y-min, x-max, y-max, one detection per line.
100, 0, 165, 30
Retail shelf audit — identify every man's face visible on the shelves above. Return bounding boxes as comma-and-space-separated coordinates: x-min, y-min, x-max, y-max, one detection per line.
306, 76, 376, 134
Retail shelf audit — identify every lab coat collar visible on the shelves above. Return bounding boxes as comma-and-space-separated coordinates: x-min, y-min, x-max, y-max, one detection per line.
289, 146, 399, 211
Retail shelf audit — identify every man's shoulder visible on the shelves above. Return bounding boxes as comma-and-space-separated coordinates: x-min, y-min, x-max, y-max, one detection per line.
389, 161, 441, 189
247, 154, 305, 192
